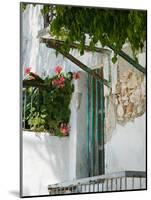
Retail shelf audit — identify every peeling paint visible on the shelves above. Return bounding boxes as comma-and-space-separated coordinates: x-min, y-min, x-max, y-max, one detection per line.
104, 64, 146, 143
115, 67, 146, 123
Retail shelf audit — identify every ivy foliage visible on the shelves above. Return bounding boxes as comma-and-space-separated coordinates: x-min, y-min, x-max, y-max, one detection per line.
49, 6, 146, 62
21, 3, 146, 63
23, 72, 74, 136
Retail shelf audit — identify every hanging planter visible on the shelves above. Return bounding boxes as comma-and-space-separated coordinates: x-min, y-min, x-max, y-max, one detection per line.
23, 66, 80, 136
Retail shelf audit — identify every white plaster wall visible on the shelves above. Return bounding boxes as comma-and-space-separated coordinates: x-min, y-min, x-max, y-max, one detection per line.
21, 4, 146, 196
22, 72, 88, 196
21, 5, 109, 196
75, 72, 89, 178
23, 132, 70, 196
22, 76, 78, 196
105, 43, 146, 174
21, 5, 109, 78
105, 114, 146, 173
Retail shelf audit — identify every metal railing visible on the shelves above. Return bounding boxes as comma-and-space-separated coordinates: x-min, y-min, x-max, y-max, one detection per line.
22, 87, 41, 130
48, 171, 146, 195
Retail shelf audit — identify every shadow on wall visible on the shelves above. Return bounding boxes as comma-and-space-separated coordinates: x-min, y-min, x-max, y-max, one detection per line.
9, 190, 20, 198
21, 5, 44, 73
23, 133, 70, 179
22, 5, 80, 77
44, 135, 70, 180
23, 132, 70, 196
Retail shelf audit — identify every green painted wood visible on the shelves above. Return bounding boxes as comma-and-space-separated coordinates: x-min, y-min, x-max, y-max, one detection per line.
97, 81, 101, 172
42, 38, 145, 75
88, 74, 93, 177
95, 68, 105, 175
97, 80, 104, 175
87, 69, 105, 176
93, 76, 97, 176
95, 79, 99, 176
86, 74, 91, 176
45, 42, 110, 87
91, 76, 94, 176
100, 82, 105, 174
108, 44, 146, 74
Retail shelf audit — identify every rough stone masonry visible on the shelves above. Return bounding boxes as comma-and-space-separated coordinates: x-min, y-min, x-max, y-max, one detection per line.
104, 64, 146, 143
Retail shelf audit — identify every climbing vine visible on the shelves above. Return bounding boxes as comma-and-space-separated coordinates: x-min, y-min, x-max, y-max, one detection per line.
21, 3, 146, 64
23, 66, 80, 136
50, 6, 146, 62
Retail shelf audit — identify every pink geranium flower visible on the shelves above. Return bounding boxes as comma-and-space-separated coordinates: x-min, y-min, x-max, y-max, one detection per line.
58, 76, 65, 88
52, 79, 57, 86
52, 76, 65, 88
72, 72, 80, 80
24, 67, 31, 75
29, 76, 35, 80
60, 123, 70, 136
59, 76, 65, 82
54, 66, 62, 75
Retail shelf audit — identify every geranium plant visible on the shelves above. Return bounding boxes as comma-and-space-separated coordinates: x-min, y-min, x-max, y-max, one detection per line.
23, 66, 80, 136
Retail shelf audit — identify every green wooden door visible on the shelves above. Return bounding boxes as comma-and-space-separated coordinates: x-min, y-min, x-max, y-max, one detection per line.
87, 73, 105, 176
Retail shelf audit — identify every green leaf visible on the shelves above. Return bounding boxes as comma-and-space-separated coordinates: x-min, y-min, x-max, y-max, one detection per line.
23, 71, 74, 136
112, 55, 117, 64
50, 6, 146, 64
41, 114, 47, 118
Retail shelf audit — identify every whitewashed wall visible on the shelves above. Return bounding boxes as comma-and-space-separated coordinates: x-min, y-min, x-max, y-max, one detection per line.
105, 45, 146, 173
105, 114, 146, 173
21, 5, 109, 196
22, 71, 89, 196
23, 132, 70, 196
21, 5, 110, 77
21, 4, 146, 196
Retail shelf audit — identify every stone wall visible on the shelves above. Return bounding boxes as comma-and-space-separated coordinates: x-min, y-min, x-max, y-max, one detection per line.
115, 66, 145, 123
105, 45, 146, 173
104, 45, 146, 143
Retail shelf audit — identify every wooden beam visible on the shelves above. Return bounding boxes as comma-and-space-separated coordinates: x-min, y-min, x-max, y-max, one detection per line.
41, 37, 145, 75
108, 45, 146, 74
23, 80, 50, 89
45, 41, 110, 87
41, 38, 110, 54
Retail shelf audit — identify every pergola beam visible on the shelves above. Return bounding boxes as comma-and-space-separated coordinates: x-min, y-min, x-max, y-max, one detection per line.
45, 41, 110, 87
23, 80, 48, 88
108, 45, 146, 74
40, 37, 110, 54
40, 35, 145, 75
